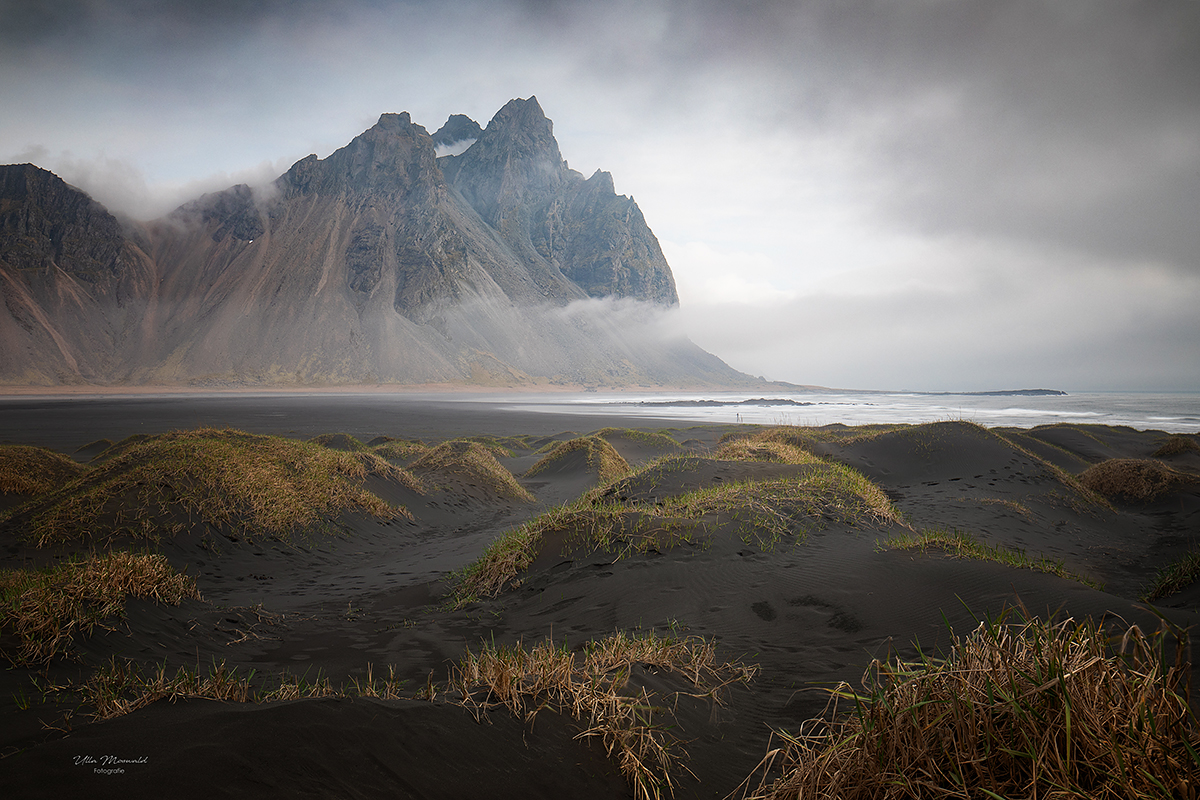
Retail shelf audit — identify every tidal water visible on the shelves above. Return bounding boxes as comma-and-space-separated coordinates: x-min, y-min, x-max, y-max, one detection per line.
502, 391, 1200, 433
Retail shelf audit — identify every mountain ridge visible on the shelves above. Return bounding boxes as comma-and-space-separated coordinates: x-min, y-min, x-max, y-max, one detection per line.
0, 98, 761, 390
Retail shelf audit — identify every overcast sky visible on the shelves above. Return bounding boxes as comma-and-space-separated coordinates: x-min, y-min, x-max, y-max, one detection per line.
3, 0, 1198, 391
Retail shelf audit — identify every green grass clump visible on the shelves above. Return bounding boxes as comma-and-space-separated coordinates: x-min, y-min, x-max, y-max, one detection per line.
524, 436, 631, 484
4, 428, 419, 547
410, 440, 534, 502
1080, 458, 1197, 503
0, 445, 87, 496
0, 551, 200, 665
1141, 546, 1200, 601
746, 612, 1197, 800
884, 527, 1103, 589
454, 460, 901, 606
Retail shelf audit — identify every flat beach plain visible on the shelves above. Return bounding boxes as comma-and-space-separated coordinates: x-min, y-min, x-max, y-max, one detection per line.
1, 396, 1198, 799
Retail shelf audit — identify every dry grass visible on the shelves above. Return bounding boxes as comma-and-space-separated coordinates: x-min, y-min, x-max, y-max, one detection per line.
307, 432, 369, 451
718, 424, 908, 450
993, 430, 1117, 512
1080, 458, 1197, 503
965, 496, 1035, 519
454, 460, 901, 606
742, 611, 1197, 800
410, 439, 534, 502
370, 437, 430, 460
80, 657, 338, 719
715, 437, 823, 466
59, 629, 754, 800
1141, 546, 1200, 602
593, 427, 680, 450
3, 428, 418, 547
0, 551, 200, 665
884, 527, 1103, 589
450, 630, 756, 800
1155, 434, 1200, 458
525, 435, 632, 484
0, 445, 87, 496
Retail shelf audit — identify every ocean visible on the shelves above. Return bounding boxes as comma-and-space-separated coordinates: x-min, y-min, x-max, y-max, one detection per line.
1, 390, 1196, 451
500, 390, 1200, 433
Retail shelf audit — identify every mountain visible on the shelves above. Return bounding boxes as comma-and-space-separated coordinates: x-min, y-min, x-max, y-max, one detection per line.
0, 97, 759, 389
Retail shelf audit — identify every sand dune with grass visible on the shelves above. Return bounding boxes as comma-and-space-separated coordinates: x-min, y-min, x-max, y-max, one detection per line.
0, 411, 1197, 799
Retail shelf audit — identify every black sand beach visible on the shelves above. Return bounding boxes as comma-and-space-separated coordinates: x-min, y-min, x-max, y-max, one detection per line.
1, 396, 1197, 798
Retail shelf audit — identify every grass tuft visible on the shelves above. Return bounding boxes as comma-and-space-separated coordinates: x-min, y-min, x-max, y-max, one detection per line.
593, 427, 680, 450
884, 527, 1103, 589
451, 630, 756, 800
0, 551, 200, 665
80, 658, 337, 719
742, 612, 1197, 800
1141, 545, 1200, 601
410, 439, 534, 502
1080, 458, 1197, 503
1153, 434, 1200, 458
2, 428, 418, 547
714, 436, 822, 466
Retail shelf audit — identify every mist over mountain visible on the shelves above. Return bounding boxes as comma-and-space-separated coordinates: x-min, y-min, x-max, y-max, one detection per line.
0, 98, 758, 389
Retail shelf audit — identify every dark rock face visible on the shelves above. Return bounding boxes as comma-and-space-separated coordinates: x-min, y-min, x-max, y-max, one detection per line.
172, 184, 265, 242
446, 97, 678, 305
0, 164, 131, 284
0, 165, 155, 385
0, 99, 747, 388
432, 114, 482, 149
535, 169, 678, 305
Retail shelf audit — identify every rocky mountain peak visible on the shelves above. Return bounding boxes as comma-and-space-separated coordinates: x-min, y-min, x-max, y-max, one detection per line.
432, 114, 482, 151
443, 97, 572, 247
278, 111, 438, 199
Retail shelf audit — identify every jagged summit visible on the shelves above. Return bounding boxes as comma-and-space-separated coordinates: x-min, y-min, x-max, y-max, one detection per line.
0, 98, 753, 388
432, 114, 482, 150
278, 111, 437, 198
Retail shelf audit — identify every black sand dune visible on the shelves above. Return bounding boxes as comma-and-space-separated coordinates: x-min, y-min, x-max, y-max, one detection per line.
1, 404, 1197, 799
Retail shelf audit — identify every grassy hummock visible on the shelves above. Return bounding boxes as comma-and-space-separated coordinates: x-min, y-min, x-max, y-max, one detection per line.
744, 612, 1198, 800
453, 458, 902, 606
1080, 458, 1197, 503
410, 439, 534, 502
714, 430, 823, 465
524, 435, 631, 484
0, 444, 88, 497
3, 428, 419, 547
